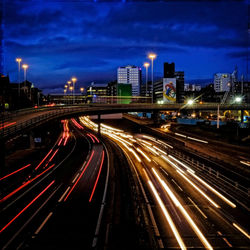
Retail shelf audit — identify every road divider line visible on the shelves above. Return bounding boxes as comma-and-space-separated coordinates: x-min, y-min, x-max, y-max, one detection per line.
217, 231, 232, 248
72, 173, 80, 184
58, 186, 71, 202
34, 212, 53, 235
187, 197, 207, 219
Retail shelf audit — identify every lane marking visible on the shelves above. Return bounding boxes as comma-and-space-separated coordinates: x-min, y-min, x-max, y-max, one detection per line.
188, 197, 207, 219
160, 167, 169, 176
217, 231, 232, 248
72, 173, 80, 184
58, 186, 71, 203
34, 212, 53, 235
171, 179, 183, 191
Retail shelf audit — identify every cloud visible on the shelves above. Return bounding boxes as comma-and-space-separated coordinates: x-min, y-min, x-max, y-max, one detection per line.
3, 0, 249, 91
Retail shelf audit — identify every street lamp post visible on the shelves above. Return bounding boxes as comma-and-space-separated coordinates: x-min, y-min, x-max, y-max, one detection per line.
16, 58, 22, 99
71, 77, 77, 104
69, 86, 73, 104
143, 62, 150, 100
80, 87, 84, 104
148, 54, 156, 103
22, 64, 28, 88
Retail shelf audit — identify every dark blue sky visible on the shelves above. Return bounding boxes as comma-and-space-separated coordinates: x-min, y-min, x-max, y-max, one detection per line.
2, 0, 249, 93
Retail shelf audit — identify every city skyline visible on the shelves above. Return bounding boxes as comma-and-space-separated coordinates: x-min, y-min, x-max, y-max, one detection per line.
1, 0, 249, 93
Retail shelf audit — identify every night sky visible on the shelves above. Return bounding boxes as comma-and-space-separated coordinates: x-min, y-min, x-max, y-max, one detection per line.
2, 0, 249, 93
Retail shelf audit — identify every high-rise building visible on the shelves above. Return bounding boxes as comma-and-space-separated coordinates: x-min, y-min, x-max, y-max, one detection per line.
157, 62, 184, 103
117, 65, 142, 96
214, 73, 231, 92
164, 63, 175, 78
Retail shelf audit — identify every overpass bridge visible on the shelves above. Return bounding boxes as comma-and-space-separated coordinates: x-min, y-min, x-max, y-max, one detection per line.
1, 103, 250, 139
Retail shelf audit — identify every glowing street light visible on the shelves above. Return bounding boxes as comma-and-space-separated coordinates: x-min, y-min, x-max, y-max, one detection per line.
235, 96, 242, 103
148, 53, 156, 103
16, 58, 22, 98
187, 99, 194, 105
71, 77, 77, 104
143, 62, 150, 97
67, 81, 71, 85
80, 87, 84, 93
69, 86, 74, 104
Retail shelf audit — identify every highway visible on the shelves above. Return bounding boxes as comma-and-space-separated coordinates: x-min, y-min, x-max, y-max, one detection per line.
0, 118, 108, 249
1, 113, 249, 249
80, 116, 250, 249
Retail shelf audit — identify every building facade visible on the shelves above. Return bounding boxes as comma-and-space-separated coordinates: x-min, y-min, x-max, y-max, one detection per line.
155, 62, 184, 103
117, 65, 142, 96
214, 73, 231, 92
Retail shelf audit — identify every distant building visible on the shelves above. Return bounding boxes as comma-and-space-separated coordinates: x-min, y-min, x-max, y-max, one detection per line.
185, 83, 201, 92
155, 62, 184, 103
214, 73, 231, 92
164, 63, 175, 78
117, 65, 142, 96
117, 83, 132, 104
184, 83, 190, 91
0, 74, 42, 109
175, 71, 184, 103
107, 81, 117, 97
86, 83, 108, 103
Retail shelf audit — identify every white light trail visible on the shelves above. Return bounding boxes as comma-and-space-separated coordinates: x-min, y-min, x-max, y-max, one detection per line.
187, 170, 236, 208
136, 148, 151, 162
148, 180, 187, 250
152, 168, 213, 250
177, 170, 219, 208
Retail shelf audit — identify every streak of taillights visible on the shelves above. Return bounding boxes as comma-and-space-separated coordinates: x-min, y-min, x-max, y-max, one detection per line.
147, 180, 186, 250
0, 180, 55, 233
35, 149, 53, 170
64, 150, 95, 201
87, 133, 95, 143
152, 168, 213, 250
47, 149, 59, 163
63, 133, 69, 146
89, 150, 105, 202
0, 164, 31, 181
0, 164, 55, 203
58, 138, 63, 146
89, 133, 99, 143
0, 122, 16, 130
71, 118, 84, 129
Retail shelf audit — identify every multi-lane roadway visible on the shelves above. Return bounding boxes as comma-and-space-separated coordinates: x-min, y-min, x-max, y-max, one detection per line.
0, 114, 249, 249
